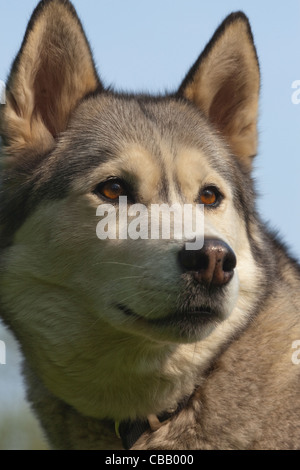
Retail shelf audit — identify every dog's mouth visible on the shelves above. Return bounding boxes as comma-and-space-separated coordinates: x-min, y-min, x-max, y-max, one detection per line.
115, 303, 222, 341
116, 303, 215, 319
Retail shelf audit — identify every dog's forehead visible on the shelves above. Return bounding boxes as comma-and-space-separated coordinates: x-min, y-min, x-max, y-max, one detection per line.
69, 93, 230, 170
72, 94, 214, 153
60, 93, 237, 201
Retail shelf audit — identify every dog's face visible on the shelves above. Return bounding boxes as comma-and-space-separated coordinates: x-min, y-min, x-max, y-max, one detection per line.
0, 1, 264, 419
20, 95, 250, 345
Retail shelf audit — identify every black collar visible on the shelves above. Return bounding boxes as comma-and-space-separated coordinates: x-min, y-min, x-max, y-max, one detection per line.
116, 396, 190, 449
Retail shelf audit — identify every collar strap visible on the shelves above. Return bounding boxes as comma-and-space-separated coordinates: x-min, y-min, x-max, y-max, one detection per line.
116, 395, 190, 449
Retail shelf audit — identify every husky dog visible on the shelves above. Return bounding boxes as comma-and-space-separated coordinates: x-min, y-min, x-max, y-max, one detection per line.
0, 0, 299, 450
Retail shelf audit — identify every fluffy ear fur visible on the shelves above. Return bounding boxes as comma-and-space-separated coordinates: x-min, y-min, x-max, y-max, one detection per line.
178, 12, 260, 169
0, 0, 100, 162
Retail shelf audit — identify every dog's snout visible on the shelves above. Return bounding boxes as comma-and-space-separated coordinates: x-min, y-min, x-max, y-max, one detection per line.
178, 239, 237, 287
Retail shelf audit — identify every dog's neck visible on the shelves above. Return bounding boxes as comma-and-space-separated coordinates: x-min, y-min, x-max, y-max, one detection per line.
22, 303, 249, 449
24, 362, 123, 450
23, 345, 200, 449
24, 333, 203, 421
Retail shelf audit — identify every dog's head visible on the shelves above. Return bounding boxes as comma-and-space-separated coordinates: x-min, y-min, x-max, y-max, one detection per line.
0, 0, 265, 418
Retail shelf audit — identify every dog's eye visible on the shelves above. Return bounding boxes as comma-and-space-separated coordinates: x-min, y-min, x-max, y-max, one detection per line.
94, 179, 127, 200
200, 186, 222, 206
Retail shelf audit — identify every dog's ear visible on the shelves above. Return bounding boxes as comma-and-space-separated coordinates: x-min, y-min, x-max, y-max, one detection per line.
0, 0, 100, 162
178, 12, 260, 170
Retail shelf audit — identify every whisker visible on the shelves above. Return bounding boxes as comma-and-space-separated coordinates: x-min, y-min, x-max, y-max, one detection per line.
90, 261, 145, 269
109, 276, 143, 281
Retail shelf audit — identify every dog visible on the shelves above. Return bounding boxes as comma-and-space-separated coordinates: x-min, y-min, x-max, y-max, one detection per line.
0, 0, 299, 450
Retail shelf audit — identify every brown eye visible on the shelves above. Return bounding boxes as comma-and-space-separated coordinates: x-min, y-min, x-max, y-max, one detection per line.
200, 187, 221, 206
95, 179, 126, 200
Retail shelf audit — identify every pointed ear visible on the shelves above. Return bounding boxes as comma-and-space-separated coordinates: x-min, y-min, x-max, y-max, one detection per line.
178, 12, 260, 170
1, 0, 100, 161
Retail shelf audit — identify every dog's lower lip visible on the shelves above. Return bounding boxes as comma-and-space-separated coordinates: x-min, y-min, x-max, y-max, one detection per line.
181, 307, 212, 315
115, 303, 140, 318
115, 304, 214, 320
115, 304, 136, 317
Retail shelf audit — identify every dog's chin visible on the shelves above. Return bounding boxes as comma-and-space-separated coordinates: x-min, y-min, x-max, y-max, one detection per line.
114, 303, 225, 343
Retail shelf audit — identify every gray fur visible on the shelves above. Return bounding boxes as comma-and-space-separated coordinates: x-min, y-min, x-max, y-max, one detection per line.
0, 0, 299, 450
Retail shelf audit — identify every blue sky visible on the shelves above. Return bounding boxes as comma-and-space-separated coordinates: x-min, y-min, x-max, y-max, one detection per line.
1, 0, 300, 259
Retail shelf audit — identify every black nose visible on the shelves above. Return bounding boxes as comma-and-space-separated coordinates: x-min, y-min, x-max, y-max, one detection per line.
178, 239, 237, 287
